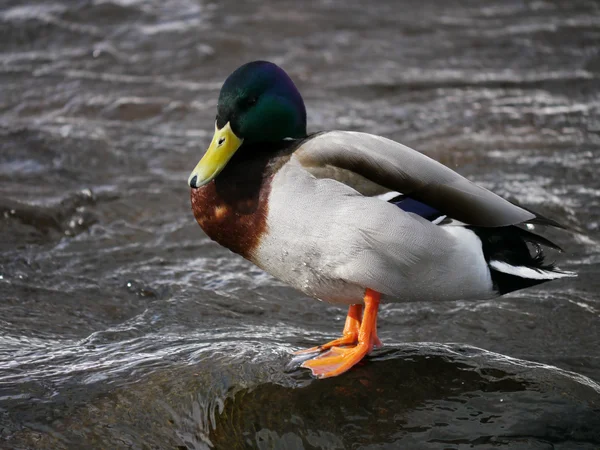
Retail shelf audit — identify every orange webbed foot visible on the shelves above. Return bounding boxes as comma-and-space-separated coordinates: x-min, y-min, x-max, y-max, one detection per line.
298, 289, 381, 378
301, 343, 370, 378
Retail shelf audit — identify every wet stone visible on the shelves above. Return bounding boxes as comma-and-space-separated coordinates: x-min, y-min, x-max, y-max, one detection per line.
3, 345, 600, 449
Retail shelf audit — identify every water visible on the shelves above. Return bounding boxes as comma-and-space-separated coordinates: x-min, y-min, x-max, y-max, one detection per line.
1, 0, 600, 448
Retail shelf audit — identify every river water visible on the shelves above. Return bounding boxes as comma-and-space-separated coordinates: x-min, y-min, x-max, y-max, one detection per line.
1, 0, 600, 448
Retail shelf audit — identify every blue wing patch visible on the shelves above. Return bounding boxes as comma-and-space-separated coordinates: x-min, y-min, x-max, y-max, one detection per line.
390, 196, 446, 223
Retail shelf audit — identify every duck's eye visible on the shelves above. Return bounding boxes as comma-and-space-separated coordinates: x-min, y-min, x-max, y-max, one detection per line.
247, 96, 258, 106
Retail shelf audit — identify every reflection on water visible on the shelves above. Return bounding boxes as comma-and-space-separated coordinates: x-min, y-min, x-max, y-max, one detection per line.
1, 0, 600, 448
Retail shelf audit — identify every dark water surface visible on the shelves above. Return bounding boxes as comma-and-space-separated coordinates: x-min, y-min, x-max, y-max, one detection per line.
1, 0, 600, 448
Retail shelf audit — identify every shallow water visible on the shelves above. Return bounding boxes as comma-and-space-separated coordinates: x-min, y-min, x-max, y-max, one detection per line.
1, 0, 600, 448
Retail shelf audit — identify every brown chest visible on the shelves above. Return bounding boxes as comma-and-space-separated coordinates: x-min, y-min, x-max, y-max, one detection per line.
190, 174, 272, 260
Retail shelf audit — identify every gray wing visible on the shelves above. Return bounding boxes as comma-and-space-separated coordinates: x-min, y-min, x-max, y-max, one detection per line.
295, 131, 535, 227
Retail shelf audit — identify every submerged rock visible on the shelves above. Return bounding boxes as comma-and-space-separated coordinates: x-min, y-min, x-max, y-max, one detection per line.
4, 344, 600, 449
208, 344, 600, 449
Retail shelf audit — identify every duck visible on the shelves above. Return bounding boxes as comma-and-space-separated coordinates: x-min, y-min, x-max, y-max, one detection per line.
187, 60, 575, 379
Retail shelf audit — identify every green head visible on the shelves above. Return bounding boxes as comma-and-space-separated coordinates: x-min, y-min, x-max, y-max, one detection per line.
217, 61, 307, 142
188, 61, 307, 188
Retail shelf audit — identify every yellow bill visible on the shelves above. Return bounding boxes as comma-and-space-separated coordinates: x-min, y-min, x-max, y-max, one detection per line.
188, 121, 243, 188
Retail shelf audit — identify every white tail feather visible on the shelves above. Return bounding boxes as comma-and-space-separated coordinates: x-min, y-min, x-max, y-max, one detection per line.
489, 260, 576, 280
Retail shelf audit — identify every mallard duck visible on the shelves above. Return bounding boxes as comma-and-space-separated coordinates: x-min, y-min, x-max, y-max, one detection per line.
187, 61, 575, 378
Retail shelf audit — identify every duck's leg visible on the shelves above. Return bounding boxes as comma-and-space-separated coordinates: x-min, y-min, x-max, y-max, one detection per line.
301, 289, 381, 378
294, 304, 364, 355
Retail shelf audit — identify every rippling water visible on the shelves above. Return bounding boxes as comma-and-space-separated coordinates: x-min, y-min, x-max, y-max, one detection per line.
1, 0, 600, 448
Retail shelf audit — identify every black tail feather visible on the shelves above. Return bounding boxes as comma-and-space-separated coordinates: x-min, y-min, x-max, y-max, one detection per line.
512, 226, 563, 252
469, 225, 569, 295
